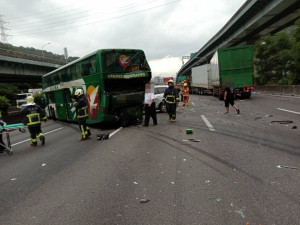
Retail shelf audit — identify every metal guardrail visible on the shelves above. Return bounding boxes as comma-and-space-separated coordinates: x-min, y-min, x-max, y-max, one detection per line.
0, 48, 66, 65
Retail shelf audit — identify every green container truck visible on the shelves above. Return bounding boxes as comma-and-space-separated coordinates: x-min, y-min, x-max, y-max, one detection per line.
210, 45, 254, 99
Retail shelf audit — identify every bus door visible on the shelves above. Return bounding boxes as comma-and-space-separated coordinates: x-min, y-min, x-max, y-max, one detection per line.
63, 89, 72, 121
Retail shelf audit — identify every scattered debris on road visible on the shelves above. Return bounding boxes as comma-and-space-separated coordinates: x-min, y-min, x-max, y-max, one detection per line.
277, 165, 297, 169
10, 178, 17, 181
270, 120, 293, 124
140, 199, 150, 204
254, 116, 262, 120
209, 197, 222, 202
182, 138, 201, 142
42, 163, 46, 167
292, 126, 297, 129
265, 114, 273, 117
97, 133, 109, 140
235, 210, 246, 219
186, 129, 193, 134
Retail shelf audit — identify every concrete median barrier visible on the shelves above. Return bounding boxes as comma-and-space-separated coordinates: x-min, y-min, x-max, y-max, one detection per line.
255, 85, 300, 96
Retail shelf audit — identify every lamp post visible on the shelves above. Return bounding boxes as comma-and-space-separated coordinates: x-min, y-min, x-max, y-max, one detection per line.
42, 42, 50, 58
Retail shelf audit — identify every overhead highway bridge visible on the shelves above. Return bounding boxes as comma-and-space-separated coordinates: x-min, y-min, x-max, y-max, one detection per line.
0, 48, 65, 83
177, 0, 300, 77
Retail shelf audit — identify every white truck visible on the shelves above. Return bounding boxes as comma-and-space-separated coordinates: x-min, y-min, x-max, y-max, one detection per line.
16, 89, 42, 108
190, 64, 213, 95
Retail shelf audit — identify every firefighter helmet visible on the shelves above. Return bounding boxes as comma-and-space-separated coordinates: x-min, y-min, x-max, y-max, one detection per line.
75, 89, 83, 96
168, 79, 174, 83
184, 83, 187, 86
26, 96, 34, 103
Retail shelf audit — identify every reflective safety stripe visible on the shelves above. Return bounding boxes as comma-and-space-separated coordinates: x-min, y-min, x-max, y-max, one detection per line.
31, 138, 37, 143
27, 113, 41, 126
38, 133, 44, 138
77, 106, 89, 118
81, 125, 86, 138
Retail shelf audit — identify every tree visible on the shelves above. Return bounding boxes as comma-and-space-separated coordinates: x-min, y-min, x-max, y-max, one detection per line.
0, 83, 19, 106
0, 96, 10, 115
254, 16, 300, 85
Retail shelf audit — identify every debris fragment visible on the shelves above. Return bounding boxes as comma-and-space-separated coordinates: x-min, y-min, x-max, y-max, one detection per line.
292, 126, 297, 129
11, 178, 17, 181
270, 120, 293, 124
171, 182, 175, 184
140, 199, 150, 204
254, 116, 262, 120
265, 114, 273, 117
97, 133, 109, 140
235, 210, 246, 219
277, 165, 297, 169
186, 129, 193, 134
188, 138, 201, 142
42, 163, 46, 167
205, 180, 210, 183
182, 139, 201, 142
133, 182, 138, 184
210, 197, 222, 202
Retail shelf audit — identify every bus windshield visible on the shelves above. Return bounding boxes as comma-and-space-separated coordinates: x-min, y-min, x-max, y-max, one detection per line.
103, 51, 149, 73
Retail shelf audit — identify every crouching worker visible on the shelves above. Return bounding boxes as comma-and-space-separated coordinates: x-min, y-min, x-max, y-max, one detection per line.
21, 96, 47, 146
71, 89, 91, 141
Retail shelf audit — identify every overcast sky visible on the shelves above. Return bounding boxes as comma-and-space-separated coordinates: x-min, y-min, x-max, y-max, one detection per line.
1, 0, 246, 77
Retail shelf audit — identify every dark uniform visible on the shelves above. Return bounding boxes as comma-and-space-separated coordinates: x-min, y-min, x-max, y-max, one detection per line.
21, 104, 47, 146
74, 94, 91, 140
224, 87, 234, 107
163, 86, 180, 121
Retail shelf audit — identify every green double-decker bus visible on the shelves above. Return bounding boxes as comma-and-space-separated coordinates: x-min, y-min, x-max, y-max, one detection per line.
42, 49, 151, 126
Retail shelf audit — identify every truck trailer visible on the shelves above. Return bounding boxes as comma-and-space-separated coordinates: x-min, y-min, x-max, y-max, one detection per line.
191, 64, 213, 95
210, 45, 254, 99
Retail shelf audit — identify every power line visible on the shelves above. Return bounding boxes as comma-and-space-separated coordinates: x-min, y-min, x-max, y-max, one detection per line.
11, 0, 182, 36
11, 0, 158, 29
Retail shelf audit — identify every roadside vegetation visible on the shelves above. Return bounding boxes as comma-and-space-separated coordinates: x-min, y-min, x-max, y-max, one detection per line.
254, 16, 300, 85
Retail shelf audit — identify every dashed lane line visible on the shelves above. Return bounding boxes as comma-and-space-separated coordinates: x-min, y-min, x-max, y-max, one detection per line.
277, 108, 300, 115
11, 127, 63, 146
201, 115, 216, 132
109, 127, 123, 138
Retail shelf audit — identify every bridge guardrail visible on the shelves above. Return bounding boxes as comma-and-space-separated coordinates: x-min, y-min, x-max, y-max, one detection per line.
0, 48, 66, 66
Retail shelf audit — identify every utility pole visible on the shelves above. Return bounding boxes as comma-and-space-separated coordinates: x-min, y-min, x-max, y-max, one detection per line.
0, 15, 10, 44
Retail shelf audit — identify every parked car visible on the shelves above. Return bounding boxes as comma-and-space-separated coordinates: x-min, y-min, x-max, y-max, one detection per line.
154, 85, 168, 113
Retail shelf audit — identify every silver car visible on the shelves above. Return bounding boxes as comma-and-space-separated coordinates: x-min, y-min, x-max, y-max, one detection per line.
154, 85, 168, 113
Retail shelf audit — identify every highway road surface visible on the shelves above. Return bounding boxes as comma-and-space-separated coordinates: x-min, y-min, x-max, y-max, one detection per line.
0, 93, 299, 225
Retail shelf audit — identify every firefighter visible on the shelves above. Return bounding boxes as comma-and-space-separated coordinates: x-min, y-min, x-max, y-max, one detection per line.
182, 83, 190, 106
71, 89, 91, 141
163, 80, 179, 122
21, 96, 47, 146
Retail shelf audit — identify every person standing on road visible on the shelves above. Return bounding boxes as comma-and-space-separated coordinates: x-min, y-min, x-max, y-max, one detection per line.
21, 96, 47, 146
0, 110, 7, 153
224, 87, 240, 114
163, 79, 179, 122
182, 83, 190, 106
71, 89, 91, 141
143, 83, 157, 126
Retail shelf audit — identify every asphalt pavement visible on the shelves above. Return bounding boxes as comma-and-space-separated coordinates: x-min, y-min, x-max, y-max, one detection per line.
0, 93, 299, 225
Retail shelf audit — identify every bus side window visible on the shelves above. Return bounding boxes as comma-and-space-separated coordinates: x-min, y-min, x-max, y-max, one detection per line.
81, 56, 96, 77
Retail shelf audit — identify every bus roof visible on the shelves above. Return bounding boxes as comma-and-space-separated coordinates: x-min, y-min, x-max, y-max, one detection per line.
43, 49, 144, 78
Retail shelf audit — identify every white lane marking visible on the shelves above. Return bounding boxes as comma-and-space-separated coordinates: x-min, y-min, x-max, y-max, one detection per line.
109, 127, 123, 138
277, 108, 300, 115
201, 115, 215, 132
11, 127, 63, 146
192, 102, 195, 106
